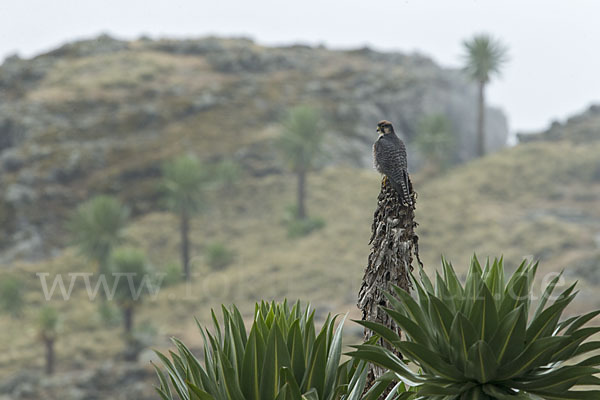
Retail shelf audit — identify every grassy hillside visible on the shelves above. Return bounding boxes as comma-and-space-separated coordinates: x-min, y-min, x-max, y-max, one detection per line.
1, 139, 599, 379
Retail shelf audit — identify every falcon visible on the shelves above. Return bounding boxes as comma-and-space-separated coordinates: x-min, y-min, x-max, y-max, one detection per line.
373, 120, 412, 206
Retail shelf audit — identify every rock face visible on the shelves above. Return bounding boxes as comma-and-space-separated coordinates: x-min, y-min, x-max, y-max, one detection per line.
517, 103, 600, 143
0, 34, 509, 261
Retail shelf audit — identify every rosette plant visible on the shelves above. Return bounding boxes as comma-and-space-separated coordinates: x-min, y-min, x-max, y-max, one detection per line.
350, 257, 600, 399
154, 301, 392, 400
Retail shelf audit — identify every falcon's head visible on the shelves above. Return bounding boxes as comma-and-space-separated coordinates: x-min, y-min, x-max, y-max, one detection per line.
376, 120, 394, 135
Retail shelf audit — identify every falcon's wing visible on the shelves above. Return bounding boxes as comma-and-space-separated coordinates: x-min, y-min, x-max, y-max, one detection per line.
375, 135, 412, 204
375, 136, 407, 184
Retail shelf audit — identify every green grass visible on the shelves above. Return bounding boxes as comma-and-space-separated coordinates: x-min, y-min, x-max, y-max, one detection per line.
204, 241, 236, 270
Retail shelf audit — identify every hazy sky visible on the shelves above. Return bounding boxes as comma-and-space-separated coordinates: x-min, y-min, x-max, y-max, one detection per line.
1, 0, 599, 133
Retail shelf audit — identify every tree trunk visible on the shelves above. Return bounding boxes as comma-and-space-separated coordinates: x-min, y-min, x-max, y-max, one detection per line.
477, 80, 486, 157
44, 337, 55, 375
296, 169, 307, 220
123, 304, 134, 334
358, 177, 422, 394
181, 210, 190, 281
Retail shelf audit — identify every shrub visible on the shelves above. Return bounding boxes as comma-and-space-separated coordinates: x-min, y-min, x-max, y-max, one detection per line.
0, 275, 24, 317
205, 242, 235, 270
287, 216, 326, 238
154, 301, 383, 400
162, 261, 183, 286
96, 301, 122, 327
350, 256, 600, 399
284, 205, 325, 238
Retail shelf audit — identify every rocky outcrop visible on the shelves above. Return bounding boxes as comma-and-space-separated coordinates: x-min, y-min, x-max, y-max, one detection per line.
517, 103, 600, 143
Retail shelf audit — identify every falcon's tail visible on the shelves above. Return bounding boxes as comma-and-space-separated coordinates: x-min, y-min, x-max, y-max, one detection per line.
390, 172, 413, 207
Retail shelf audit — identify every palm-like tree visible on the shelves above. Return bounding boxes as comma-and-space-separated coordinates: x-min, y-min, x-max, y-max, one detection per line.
38, 306, 59, 375
162, 155, 208, 281
278, 105, 325, 220
110, 247, 149, 335
0, 275, 24, 317
68, 195, 129, 272
462, 34, 508, 157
